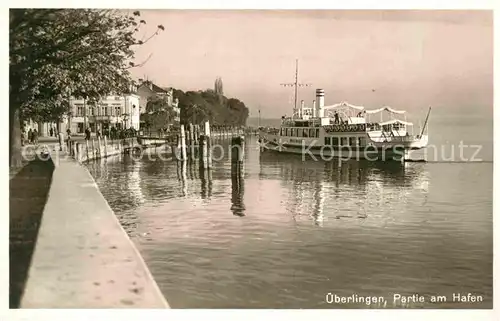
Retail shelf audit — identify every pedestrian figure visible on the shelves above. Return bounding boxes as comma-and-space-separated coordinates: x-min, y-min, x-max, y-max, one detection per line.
28, 128, 33, 144
85, 127, 91, 140
49, 127, 53, 137
32, 129, 38, 145
96, 129, 101, 139
334, 111, 340, 124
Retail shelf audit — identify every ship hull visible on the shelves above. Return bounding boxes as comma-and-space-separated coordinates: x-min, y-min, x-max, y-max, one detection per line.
258, 135, 426, 161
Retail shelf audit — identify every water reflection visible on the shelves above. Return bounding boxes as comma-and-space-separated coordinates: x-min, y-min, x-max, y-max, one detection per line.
259, 151, 428, 189
199, 167, 213, 199
176, 160, 188, 197
230, 161, 245, 216
258, 150, 430, 226
87, 139, 430, 228
311, 180, 325, 226
86, 137, 491, 308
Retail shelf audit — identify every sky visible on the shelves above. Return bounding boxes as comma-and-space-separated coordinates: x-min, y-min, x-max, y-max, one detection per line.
130, 10, 493, 118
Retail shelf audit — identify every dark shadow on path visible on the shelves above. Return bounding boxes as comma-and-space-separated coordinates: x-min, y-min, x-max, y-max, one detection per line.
9, 158, 55, 308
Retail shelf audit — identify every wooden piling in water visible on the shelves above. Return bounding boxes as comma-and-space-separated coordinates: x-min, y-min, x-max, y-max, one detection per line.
194, 125, 199, 145
230, 145, 245, 216
204, 121, 212, 168
188, 123, 196, 160
85, 140, 90, 160
180, 125, 187, 161
174, 135, 180, 161
92, 139, 96, 159
97, 137, 102, 157
231, 135, 245, 163
103, 136, 108, 157
188, 123, 194, 148
199, 135, 209, 169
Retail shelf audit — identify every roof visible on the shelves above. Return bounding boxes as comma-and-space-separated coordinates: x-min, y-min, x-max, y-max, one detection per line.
138, 81, 168, 94
151, 83, 167, 93
365, 106, 406, 115
321, 102, 407, 115
323, 102, 364, 111
379, 119, 413, 126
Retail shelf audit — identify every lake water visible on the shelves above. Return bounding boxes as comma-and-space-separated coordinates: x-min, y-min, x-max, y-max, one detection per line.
86, 113, 492, 308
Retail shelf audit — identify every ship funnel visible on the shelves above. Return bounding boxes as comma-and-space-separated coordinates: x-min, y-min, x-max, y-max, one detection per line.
316, 89, 325, 118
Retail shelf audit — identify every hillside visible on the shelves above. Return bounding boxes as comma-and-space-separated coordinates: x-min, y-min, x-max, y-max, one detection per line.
173, 89, 249, 126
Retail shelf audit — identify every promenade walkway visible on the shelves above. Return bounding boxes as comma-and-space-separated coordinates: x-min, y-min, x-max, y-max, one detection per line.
19, 153, 169, 308
10, 158, 55, 308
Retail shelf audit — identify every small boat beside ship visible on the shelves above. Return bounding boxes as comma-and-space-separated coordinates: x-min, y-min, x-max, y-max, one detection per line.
258, 88, 431, 162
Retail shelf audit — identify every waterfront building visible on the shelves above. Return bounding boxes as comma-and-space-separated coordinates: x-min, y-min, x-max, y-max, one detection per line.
22, 80, 181, 137
23, 88, 141, 136
136, 79, 180, 129
68, 94, 140, 134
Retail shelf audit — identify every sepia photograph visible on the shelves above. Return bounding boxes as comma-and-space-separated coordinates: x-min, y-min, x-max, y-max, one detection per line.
6, 4, 494, 318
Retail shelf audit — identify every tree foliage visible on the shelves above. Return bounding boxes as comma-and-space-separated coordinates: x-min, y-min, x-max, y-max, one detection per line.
10, 9, 163, 116
141, 96, 179, 132
9, 9, 163, 165
173, 88, 248, 126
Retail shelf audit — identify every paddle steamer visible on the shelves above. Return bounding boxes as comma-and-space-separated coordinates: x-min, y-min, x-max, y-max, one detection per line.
258, 64, 430, 161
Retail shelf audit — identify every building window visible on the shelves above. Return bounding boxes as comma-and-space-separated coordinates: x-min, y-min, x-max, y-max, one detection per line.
303, 129, 309, 137
358, 137, 365, 146
315, 129, 319, 138
77, 106, 84, 116
332, 137, 339, 146
291, 128, 295, 137
325, 137, 331, 145
341, 137, 347, 146
349, 137, 356, 146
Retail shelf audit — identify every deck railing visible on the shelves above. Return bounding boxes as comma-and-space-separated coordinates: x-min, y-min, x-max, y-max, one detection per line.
373, 135, 419, 143
259, 127, 280, 135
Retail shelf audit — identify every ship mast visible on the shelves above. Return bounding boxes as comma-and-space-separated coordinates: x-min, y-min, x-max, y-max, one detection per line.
281, 59, 310, 118
293, 59, 298, 116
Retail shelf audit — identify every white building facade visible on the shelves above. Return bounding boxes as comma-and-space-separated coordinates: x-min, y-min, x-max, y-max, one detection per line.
137, 80, 180, 127
23, 81, 181, 136
68, 94, 140, 134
